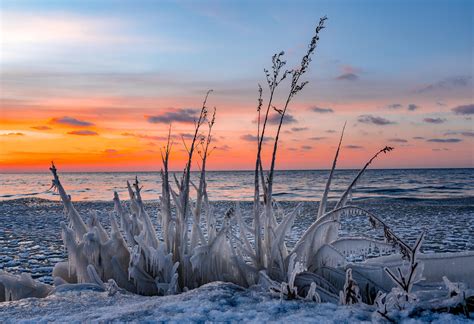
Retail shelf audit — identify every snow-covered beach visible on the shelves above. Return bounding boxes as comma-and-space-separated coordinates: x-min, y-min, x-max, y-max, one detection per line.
1, 281, 471, 323
1, 196, 473, 322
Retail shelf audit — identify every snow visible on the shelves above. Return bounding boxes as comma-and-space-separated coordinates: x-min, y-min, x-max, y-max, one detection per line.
0, 282, 471, 323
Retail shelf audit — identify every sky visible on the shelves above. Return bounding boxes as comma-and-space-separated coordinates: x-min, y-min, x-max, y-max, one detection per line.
0, 0, 473, 172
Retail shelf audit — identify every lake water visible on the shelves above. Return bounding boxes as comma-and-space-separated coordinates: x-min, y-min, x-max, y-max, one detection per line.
1, 168, 473, 201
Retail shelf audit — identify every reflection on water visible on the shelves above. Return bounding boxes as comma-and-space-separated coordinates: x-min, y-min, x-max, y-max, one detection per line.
1, 168, 473, 201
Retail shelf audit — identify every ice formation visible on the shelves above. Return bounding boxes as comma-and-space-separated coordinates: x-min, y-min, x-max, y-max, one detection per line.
1, 16, 472, 320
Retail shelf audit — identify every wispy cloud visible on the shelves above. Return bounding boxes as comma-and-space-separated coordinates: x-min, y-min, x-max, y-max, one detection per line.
385, 103, 419, 111
386, 103, 402, 109
2, 11, 195, 65
388, 138, 408, 143
309, 136, 327, 141
121, 132, 168, 141
413, 136, 425, 140
452, 104, 474, 115
345, 145, 363, 149
67, 130, 98, 136
443, 131, 474, 137
416, 76, 472, 93
291, 127, 308, 132
336, 65, 360, 81
310, 106, 334, 113
51, 116, 94, 127
240, 134, 272, 142
458, 131, 474, 137
301, 145, 312, 150
1, 132, 25, 136
266, 112, 297, 125
217, 144, 231, 151
146, 108, 199, 124
427, 138, 462, 143
31, 125, 52, 130
423, 117, 446, 124
336, 73, 358, 81
357, 115, 396, 126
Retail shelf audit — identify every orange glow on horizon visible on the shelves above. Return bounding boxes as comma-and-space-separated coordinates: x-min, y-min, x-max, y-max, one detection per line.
1, 95, 472, 172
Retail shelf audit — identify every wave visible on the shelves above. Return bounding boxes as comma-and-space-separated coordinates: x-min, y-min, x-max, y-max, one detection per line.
0, 191, 47, 198
1, 196, 473, 206
1, 169, 473, 202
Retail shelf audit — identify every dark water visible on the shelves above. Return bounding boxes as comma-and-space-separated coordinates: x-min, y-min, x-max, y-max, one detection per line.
1, 168, 473, 201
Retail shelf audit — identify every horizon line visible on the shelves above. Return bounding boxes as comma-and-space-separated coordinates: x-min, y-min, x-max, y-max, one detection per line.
1, 166, 473, 174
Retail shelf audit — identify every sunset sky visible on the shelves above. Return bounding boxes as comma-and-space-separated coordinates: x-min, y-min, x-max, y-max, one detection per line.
1, 0, 473, 172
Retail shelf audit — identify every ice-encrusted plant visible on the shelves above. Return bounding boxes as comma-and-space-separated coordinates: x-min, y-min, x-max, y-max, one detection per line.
1, 16, 396, 298
374, 232, 426, 319
43, 16, 398, 295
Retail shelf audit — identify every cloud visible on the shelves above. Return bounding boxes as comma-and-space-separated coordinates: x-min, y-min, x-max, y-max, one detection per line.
266, 113, 297, 125
325, 129, 336, 133
291, 127, 308, 132
31, 126, 52, 130
1, 132, 24, 136
443, 131, 474, 137
408, 104, 419, 111
309, 136, 327, 141
345, 145, 363, 149
179, 133, 196, 140
452, 104, 474, 115
336, 73, 358, 81
301, 145, 312, 150
67, 130, 98, 136
427, 138, 462, 143
104, 149, 118, 154
432, 148, 450, 151
413, 136, 425, 140
423, 117, 446, 124
146, 108, 199, 124
416, 76, 472, 93
387, 103, 402, 109
336, 65, 360, 81
357, 115, 396, 126
310, 106, 334, 113
51, 116, 94, 127
217, 145, 231, 151
2, 11, 194, 66
121, 132, 168, 141
240, 134, 272, 142
388, 138, 408, 143
458, 131, 474, 137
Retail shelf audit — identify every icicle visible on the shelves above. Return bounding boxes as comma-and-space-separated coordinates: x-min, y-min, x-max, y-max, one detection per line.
339, 268, 362, 305
305, 282, 321, 302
